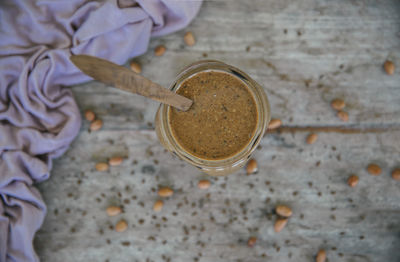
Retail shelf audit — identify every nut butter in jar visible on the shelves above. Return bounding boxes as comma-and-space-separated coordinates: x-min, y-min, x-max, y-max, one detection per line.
155, 60, 270, 176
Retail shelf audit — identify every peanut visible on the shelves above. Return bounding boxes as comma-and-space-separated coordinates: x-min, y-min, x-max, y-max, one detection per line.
154, 45, 166, 56
115, 219, 128, 232
268, 118, 282, 130
109, 156, 123, 166
306, 133, 318, 144
84, 110, 95, 122
276, 205, 292, 217
95, 162, 109, 172
316, 249, 326, 262
184, 32, 196, 46
331, 98, 345, 110
153, 200, 164, 212
337, 111, 349, 122
158, 187, 174, 197
367, 163, 381, 176
247, 237, 257, 247
90, 119, 103, 131
106, 206, 121, 216
130, 61, 142, 74
347, 175, 359, 187
392, 169, 400, 181
384, 60, 395, 75
274, 218, 288, 233
198, 180, 211, 190
246, 159, 258, 175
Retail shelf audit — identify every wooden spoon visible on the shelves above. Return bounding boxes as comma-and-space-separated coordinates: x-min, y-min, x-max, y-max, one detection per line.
70, 55, 193, 111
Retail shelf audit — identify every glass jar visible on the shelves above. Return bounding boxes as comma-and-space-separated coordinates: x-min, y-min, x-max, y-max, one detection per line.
155, 60, 270, 176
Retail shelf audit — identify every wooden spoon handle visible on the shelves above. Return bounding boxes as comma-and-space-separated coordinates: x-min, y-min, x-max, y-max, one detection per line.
70, 55, 192, 111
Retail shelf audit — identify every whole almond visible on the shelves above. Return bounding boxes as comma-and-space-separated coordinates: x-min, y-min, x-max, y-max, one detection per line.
347, 175, 359, 187
246, 159, 258, 175
198, 180, 211, 190
84, 110, 95, 122
274, 218, 288, 233
392, 169, 400, 181
90, 119, 103, 131
158, 187, 174, 197
95, 162, 109, 172
155, 45, 166, 56
384, 60, 395, 75
106, 206, 121, 216
306, 133, 318, 144
130, 61, 142, 74
184, 32, 196, 46
268, 118, 282, 130
367, 163, 381, 176
337, 111, 349, 122
316, 249, 326, 262
109, 156, 123, 166
276, 205, 292, 217
247, 237, 257, 247
331, 98, 345, 110
153, 200, 164, 212
115, 219, 128, 232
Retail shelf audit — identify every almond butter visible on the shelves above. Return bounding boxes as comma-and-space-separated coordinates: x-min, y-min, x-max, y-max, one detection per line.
276, 205, 292, 217
184, 32, 196, 46
384, 60, 395, 75
84, 110, 95, 122
246, 159, 258, 175
347, 175, 359, 187
106, 206, 121, 216
274, 218, 288, 233
130, 61, 142, 74
153, 200, 164, 212
392, 168, 400, 181
331, 98, 345, 110
367, 163, 381, 176
198, 180, 211, 190
158, 187, 174, 197
115, 219, 128, 232
306, 133, 318, 144
337, 111, 349, 122
109, 156, 123, 166
316, 249, 326, 262
268, 118, 282, 130
154, 45, 166, 56
95, 162, 109, 172
90, 119, 103, 131
247, 237, 257, 247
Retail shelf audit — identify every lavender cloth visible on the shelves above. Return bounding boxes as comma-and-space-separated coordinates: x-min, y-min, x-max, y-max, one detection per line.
0, 0, 201, 261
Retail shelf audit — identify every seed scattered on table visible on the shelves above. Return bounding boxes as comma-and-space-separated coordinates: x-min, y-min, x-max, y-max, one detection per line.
268, 118, 282, 130
337, 111, 349, 122
158, 187, 174, 197
109, 156, 123, 166
347, 175, 359, 187
198, 180, 211, 189
115, 219, 128, 232
306, 133, 318, 145
95, 162, 109, 172
331, 98, 345, 110
184, 31, 196, 46
84, 110, 95, 122
106, 206, 121, 216
384, 60, 395, 75
153, 200, 164, 212
130, 61, 142, 74
367, 163, 381, 176
274, 218, 288, 233
90, 119, 103, 131
276, 205, 292, 217
391, 168, 400, 181
247, 237, 257, 247
316, 249, 326, 262
154, 45, 166, 56
246, 159, 258, 175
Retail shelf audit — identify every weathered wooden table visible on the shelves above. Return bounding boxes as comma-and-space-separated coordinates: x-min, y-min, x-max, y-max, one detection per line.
34, 1, 400, 261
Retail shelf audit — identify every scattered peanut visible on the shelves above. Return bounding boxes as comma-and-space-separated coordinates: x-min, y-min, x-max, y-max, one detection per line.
198, 180, 211, 190
274, 218, 288, 233
109, 156, 123, 166
90, 119, 103, 131
247, 237, 257, 247
158, 187, 174, 197
337, 111, 349, 122
331, 98, 345, 110
154, 45, 166, 56
84, 110, 95, 122
316, 249, 327, 262
246, 159, 258, 175
276, 205, 293, 217
95, 162, 109, 172
153, 200, 164, 212
367, 163, 381, 176
268, 118, 282, 130
106, 206, 121, 216
130, 61, 142, 74
115, 219, 128, 232
306, 133, 318, 145
384, 60, 395, 75
184, 31, 196, 46
391, 169, 400, 181
347, 175, 359, 187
